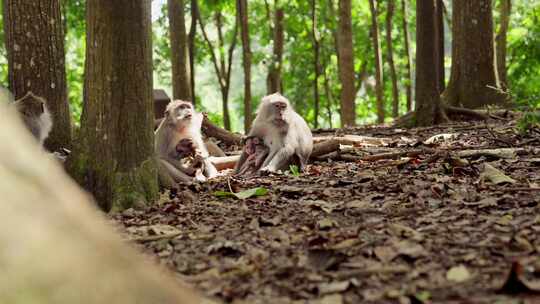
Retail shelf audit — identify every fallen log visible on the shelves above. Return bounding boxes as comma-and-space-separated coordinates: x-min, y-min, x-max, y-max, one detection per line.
0, 104, 205, 304
202, 115, 243, 146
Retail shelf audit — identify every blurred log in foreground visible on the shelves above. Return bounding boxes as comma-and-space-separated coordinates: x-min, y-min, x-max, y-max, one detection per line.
0, 103, 205, 303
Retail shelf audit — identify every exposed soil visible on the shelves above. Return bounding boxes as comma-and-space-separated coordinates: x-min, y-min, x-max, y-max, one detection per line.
113, 117, 540, 304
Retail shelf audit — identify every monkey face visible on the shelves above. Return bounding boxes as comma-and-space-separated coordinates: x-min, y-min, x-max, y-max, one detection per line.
271, 101, 288, 125
166, 100, 195, 126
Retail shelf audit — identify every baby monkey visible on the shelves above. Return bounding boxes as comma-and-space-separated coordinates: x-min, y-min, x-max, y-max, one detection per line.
235, 136, 269, 176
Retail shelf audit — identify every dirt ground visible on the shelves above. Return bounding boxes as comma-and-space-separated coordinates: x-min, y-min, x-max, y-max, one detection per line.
113, 117, 540, 304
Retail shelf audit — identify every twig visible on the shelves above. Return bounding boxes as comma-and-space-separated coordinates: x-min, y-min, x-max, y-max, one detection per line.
500, 187, 540, 192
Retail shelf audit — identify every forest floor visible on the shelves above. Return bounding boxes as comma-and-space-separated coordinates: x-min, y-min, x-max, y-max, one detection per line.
113, 116, 540, 304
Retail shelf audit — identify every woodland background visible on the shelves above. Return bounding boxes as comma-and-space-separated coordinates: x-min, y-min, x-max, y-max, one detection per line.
0, 0, 538, 133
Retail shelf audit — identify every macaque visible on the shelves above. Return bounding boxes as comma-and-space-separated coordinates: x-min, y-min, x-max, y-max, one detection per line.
235, 136, 269, 176
235, 93, 313, 174
13, 91, 53, 146
155, 100, 218, 184
0, 87, 52, 146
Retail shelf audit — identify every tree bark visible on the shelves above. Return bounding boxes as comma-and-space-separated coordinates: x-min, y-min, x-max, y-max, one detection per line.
188, 0, 198, 102
442, 0, 506, 108
237, 0, 252, 133
369, 0, 385, 123
401, 0, 413, 112
168, 0, 192, 101
385, 0, 399, 118
415, 0, 447, 126
337, 0, 356, 127
311, 0, 321, 129
198, 10, 237, 131
436, 0, 445, 92
3, 0, 72, 151
496, 0, 511, 88
69, 0, 158, 212
267, 2, 284, 94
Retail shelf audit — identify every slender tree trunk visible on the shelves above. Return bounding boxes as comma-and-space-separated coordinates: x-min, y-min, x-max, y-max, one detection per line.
168, 0, 192, 101
198, 9, 237, 131
369, 0, 385, 123
69, 0, 157, 212
311, 0, 321, 129
436, 0, 445, 92
385, 0, 399, 118
337, 0, 356, 127
188, 0, 198, 103
237, 0, 252, 133
496, 0, 511, 88
267, 2, 284, 94
3, 0, 72, 151
401, 0, 413, 112
442, 0, 505, 108
415, 0, 447, 126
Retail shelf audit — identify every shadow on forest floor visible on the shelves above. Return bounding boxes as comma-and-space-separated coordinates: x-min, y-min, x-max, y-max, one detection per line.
113, 117, 540, 304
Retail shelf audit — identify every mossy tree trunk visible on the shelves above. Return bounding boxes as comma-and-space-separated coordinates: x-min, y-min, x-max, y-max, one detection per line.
442, 0, 505, 108
3, 0, 72, 151
267, 2, 284, 94
69, 0, 158, 212
496, 0, 511, 88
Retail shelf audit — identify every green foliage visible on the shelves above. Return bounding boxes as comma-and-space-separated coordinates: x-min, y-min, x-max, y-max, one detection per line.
517, 111, 540, 134
0, 0, 538, 131
507, 1, 540, 108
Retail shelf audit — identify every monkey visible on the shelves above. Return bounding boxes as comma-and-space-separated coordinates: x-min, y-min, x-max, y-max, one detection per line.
236, 136, 269, 176
0, 87, 52, 147
155, 100, 218, 184
235, 93, 313, 174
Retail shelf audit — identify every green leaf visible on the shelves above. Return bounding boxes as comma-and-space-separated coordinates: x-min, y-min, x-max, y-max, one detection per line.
213, 187, 269, 200
289, 165, 300, 176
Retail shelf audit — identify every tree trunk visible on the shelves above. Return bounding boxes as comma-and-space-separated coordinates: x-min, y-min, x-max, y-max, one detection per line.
168, 0, 192, 101
198, 9, 237, 131
311, 0, 321, 129
436, 0, 445, 92
496, 0, 511, 88
69, 0, 158, 212
385, 0, 399, 118
401, 0, 413, 112
369, 0, 385, 123
442, 0, 505, 108
3, 0, 72, 151
237, 0, 252, 133
337, 0, 356, 127
188, 0, 198, 103
267, 3, 284, 94
415, 0, 447, 126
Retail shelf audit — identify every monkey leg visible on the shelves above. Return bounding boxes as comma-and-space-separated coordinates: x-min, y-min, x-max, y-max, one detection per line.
158, 159, 194, 184
260, 146, 295, 173
202, 158, 218, 179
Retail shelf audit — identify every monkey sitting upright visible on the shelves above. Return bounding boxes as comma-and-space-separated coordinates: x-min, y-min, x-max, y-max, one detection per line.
0, 87, 52, 147
235, 93, 313, 174
155, 100, 218, 184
